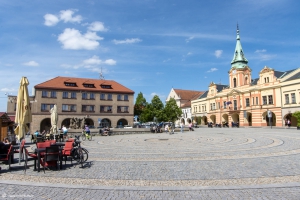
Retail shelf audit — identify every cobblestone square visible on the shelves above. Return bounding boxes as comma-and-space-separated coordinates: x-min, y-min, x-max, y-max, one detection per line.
1, 127, 300, 199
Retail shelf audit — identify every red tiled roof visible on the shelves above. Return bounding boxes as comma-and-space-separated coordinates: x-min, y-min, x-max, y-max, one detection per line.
9, 116, 15, 122
0, 112, 12, 123
35, 76, 134, 94
173, 89, 204, 101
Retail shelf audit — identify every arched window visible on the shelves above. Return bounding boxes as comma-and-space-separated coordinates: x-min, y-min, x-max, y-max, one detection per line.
233, 78, 237, 88
245, 77, 248, 85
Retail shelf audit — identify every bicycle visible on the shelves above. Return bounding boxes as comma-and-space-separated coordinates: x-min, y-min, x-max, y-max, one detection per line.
81, 130, 92, 141
72, 136, 89, 167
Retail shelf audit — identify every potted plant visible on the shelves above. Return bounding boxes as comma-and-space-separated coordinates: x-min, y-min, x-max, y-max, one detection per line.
292, 111, 300, 130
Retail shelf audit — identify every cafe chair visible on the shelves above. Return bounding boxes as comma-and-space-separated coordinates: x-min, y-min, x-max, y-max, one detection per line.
24, 148, 38, 172
0, 145, 13, 170
40, 146, 60, 173
48, 140, 56, 145
62, 141, 73, 165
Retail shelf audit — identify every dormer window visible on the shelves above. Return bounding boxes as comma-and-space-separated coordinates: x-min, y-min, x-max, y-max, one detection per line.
64, 82, 77, 87
101, 84, 112, 89
83, 84, 95, 88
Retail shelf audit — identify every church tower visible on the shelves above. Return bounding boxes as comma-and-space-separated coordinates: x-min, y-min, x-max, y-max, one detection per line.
229, 25, 252, 88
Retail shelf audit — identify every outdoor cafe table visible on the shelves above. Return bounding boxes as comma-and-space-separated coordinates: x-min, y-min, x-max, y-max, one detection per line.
35, 143, 65, 172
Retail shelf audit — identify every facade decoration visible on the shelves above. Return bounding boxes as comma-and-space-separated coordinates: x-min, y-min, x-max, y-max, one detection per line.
191, 26, 300, 127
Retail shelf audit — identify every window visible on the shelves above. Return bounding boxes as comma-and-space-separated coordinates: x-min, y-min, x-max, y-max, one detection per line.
285, 94, 289, 104
82, 105, 95, 112
100, 105, 112, 113
252, 97, 254, 105
233, 78, 237, 88
246, 98, 250, 107
223, 101, 227, 109
233, 100, 237, 110
89, 105, 95, 112
83, 84, 95, 88
63, 92, 68, 99
41, 104, 54, 111
262, 96, 267, 105
82, 93, 87, 99
210, 103, 213, 110
117, 106, 129, 113
50, 91, 56, 98
71, 92, 76, 99
62, 104, 76, 112
100, 93, 106, 100
90, 93, 95, 100
117, 94, 122, 101
62, 104, 69, 111
101, 84, 112, 89
245, 77, 248, 85
64, 82, 77, 87
70, 105, 76, 112
291, 93, 296, 104
268, 95, 273, 105
108, 94, 112, 100
213, 103, 216, 110
256, 97, 258, 105
42, 91, 48, 98
124, 95, 128, 101
41, 104, 47, 111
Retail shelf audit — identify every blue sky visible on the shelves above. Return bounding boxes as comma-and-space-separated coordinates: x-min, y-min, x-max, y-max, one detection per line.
0, 0, 300, 111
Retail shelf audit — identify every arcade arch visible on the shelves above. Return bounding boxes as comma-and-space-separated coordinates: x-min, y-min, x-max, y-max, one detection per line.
283, 113, 297, 127
40, 118, 51, 132
221, 114, 229, 123
116, 118, 129, 127
262, 111, 276, 126
210, 115, 216, 124
100, 118, 112, 127
231, 113, 239, 123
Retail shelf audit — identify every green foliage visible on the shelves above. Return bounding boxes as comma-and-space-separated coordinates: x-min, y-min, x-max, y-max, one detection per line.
134, 92, 147, 117
164, 98, 182, 122
138, 95, 182, 124
292, 111, 300, 127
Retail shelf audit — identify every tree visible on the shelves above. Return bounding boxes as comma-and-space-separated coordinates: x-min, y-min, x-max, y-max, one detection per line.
292, 111, 300, 128
164, 98, 182, 122
151, 95, 165, 122
134, 92, 147, 117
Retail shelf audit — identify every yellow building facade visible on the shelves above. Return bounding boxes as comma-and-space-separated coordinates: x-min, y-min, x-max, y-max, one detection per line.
191, 28, 300, 127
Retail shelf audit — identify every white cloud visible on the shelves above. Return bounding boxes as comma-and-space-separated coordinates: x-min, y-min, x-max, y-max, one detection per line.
185, 36, 194, 43
88, 21, 108, 32
82, 56, 116, 66
83, 55, 102, 65
104, 59, 116, 65
255, 49, 267, 53
214, 50, 223, 58
207, 68, 218, 72
44, 14, 60, 26
112, 38, 142, 45
187, 52, 192, 56
22, 61, 39, 67
59, 9, 82, 23
58, 28, 103, 50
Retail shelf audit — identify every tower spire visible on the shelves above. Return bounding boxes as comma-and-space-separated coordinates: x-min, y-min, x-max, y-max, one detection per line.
99, 67, 105, 80
231, 24, 248, 68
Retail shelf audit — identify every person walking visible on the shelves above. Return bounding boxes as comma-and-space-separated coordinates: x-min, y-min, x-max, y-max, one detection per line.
165, 124, 169, 133
180, 122, 184, 133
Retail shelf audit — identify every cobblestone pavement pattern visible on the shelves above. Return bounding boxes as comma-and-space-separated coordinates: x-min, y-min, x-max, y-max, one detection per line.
1, 127, 300, 199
